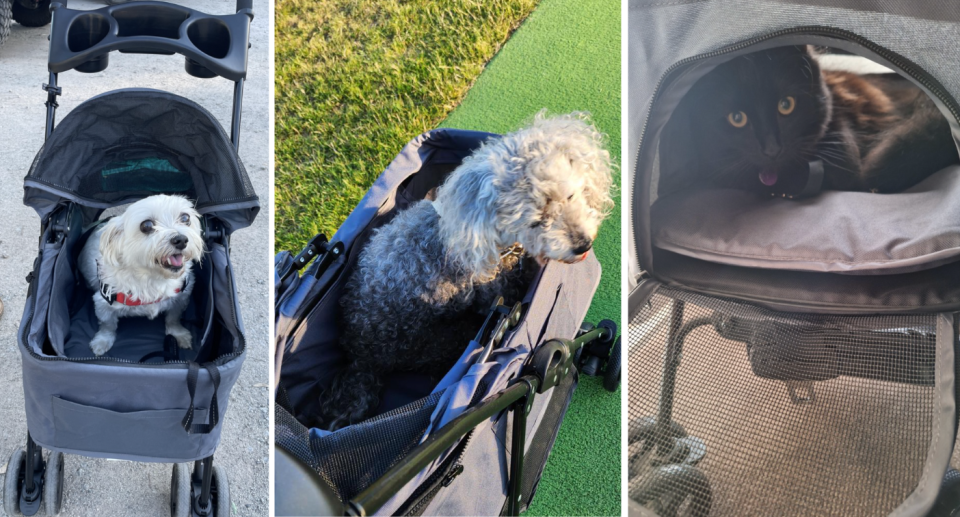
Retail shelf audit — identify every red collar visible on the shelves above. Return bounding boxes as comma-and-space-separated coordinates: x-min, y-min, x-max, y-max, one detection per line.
99, 281, 184, 306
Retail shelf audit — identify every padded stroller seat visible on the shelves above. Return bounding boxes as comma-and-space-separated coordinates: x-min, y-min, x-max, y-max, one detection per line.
651, 166, 960, 275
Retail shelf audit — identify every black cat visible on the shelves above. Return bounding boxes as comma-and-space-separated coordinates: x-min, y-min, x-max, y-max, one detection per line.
659, 45, 959, 196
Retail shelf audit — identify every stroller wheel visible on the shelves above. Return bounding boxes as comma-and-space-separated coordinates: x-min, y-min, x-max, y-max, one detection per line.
11, 0, 50, 28
597, 319, 618, 344
929, 468, 960, 517
43, 452, 63, 516
3, 449, 24, 516
211, 465, 230, 517
170, 463, 191, 517
603, 336, 621, 392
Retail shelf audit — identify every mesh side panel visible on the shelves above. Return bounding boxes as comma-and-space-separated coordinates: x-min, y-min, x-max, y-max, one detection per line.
275, 391, 443, 503
628, 286, 941, 516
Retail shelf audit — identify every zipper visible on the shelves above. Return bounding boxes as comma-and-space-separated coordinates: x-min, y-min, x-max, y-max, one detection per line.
631, 26, 960, 271
401, 432, 473, 516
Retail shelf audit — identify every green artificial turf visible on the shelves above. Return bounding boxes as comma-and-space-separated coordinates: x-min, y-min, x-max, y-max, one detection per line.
274, 0, 538, 252
440, 0, 621, 515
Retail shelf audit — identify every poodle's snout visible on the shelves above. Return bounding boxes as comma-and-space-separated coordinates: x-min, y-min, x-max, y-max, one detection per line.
571, 238, 593, 256
170, 234, 188, 251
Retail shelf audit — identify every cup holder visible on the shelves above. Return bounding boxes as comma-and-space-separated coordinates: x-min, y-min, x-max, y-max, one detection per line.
113, 5, 188, 39
67, 13, 111, 53
187, 18, 231, 59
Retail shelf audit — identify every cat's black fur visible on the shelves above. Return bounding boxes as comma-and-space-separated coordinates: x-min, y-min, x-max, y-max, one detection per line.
659, 45, 959, 195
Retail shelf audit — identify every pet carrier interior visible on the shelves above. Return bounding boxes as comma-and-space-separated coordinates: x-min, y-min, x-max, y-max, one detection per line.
274, 129, 620, 516
628, 2, 960, 516
4, 3, 257, 517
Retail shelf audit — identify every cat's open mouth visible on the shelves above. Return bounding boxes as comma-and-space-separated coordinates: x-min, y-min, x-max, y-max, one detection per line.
759, 169, 778, 187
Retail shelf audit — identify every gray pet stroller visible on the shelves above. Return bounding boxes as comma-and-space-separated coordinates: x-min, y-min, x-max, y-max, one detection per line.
274, 129, 621, 516
628, 2, 960, 516
3, 2, 258, 516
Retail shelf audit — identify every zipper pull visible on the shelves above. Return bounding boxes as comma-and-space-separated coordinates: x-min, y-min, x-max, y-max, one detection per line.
441, 464, 464, 487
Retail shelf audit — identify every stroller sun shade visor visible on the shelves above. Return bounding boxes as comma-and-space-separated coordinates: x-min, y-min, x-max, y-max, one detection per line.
24, 89, 259, 233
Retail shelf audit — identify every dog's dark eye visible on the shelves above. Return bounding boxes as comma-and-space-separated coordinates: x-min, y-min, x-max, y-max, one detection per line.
529, 220, 541, 228
567, 194, 575, 201
140, 220, 155, 234
178, 213, 190, 224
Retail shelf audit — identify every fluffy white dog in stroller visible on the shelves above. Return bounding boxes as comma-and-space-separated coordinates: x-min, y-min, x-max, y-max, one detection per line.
78, 194, 205, 356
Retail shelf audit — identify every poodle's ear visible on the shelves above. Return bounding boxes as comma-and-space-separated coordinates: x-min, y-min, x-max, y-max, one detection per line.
98, 218, 124, 267
436, 159, 502, 278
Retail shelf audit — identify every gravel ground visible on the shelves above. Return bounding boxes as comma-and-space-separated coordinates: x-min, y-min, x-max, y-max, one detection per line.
0, 1, 270, 515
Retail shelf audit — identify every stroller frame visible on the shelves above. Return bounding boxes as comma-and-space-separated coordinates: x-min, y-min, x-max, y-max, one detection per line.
4, 2, 256, 516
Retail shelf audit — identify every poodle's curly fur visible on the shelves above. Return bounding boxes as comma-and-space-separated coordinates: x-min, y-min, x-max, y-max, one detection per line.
320, 113, 614, 430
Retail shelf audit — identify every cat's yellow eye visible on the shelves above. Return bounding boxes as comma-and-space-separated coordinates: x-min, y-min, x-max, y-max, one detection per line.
778, 96, 796, 115
727, 111, 748, 128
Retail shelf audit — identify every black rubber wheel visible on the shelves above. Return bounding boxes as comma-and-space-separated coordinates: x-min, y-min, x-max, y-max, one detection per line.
211, 465, 230, 517
12, 0, 50, 27
0, 0, 12, 49
43, 452, 63, 516
603, 336, 621, 392
170, 463, 191, 517
597, 319, 617, 344
3, 449, 24, 516
930, 468, 960, 517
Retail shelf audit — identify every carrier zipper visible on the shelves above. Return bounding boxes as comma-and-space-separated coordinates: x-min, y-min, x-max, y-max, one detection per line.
631, 26, 960, 273
400, 432, 473, 516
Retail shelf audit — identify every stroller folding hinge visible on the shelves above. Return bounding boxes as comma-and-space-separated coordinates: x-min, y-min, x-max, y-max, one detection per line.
42, 82, 61, 109
279, 233, 328, 282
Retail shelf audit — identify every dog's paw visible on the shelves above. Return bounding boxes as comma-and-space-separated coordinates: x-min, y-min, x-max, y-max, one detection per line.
89, 332, 115, 356
167, 325, 193, 350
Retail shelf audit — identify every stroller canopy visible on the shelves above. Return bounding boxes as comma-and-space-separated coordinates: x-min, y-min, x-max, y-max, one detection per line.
24, 89, 259, 232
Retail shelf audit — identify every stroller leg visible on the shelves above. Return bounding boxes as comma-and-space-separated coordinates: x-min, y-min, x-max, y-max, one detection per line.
192, 456, 215, 516
20, 433, 44, 516
507, 391, 530, 516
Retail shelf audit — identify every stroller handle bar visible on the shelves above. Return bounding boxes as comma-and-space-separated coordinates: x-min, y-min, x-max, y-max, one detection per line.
48, 2, 253, 80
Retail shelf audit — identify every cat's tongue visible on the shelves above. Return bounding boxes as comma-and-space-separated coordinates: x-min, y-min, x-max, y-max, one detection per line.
759, 169, 778, 186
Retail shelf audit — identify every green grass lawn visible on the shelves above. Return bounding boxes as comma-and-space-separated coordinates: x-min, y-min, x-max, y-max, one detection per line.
275, 0, 621, 515
275, 0, 538, 252
441, 0, 621, 515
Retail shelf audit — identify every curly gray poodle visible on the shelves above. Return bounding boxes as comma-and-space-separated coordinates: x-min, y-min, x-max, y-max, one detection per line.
319, 113, 614, 430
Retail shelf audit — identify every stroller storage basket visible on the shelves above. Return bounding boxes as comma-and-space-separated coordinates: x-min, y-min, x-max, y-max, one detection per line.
628, 285, 955, 516
275, 129, 613, 516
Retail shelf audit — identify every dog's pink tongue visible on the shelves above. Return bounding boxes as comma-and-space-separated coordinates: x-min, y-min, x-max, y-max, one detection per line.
168, 254, 184, 267
759, 169, 778, 186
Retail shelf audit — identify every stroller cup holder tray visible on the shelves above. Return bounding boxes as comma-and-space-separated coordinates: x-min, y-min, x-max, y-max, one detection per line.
48, 1, 253, 79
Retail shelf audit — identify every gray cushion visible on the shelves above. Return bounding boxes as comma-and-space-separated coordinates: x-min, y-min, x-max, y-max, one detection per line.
651, 166, 960, 275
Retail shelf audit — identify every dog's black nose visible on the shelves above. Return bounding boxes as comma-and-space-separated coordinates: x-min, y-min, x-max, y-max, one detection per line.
170, 235, 188, 250
572, 240, 593, 255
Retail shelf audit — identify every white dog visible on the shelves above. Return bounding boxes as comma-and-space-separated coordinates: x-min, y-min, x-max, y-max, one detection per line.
78, 194, 205, 356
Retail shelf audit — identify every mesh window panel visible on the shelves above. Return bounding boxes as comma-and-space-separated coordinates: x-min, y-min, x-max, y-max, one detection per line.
628, 286, 945, 516
275, 390, 443, 504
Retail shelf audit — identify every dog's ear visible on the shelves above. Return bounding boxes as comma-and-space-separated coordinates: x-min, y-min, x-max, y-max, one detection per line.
98, 218, 124, 267
436, 159, 501, 279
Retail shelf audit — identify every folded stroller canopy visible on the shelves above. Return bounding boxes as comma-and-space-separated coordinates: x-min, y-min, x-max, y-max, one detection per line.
24, 89, 259, 232
652, 166, 960, 275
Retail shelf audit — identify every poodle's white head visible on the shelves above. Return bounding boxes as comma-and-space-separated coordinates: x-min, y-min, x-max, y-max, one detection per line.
99, 194, 205, 281
436, 112, 614, 279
